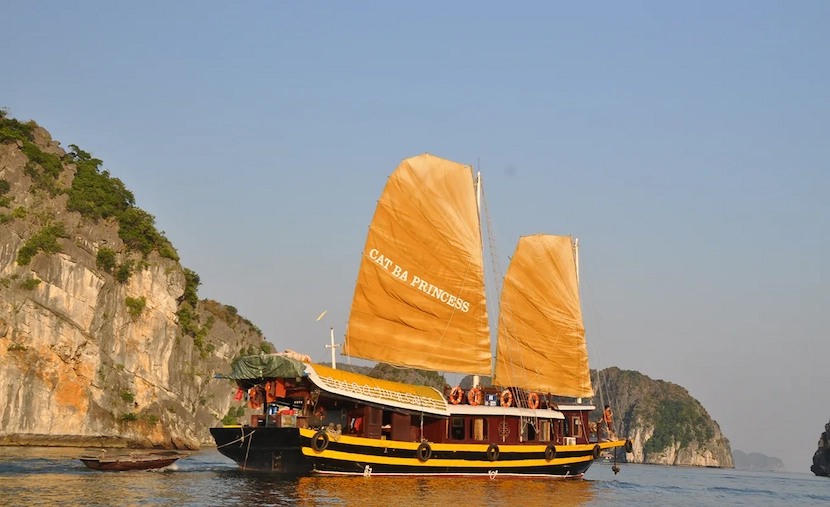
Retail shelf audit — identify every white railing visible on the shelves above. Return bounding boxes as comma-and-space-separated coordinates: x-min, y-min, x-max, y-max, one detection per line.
316, 375, 447, 412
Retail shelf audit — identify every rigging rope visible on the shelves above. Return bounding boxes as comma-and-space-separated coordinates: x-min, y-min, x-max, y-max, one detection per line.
481, 180, 537, 433
582, 267, 619, 441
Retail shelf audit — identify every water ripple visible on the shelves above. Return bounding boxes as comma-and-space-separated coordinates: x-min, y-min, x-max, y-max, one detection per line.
0, 448, 828, 507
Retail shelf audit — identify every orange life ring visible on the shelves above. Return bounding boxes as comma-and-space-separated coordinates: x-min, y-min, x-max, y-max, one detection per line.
449, 386, 464, 405
527, 392, 540, 409
500, 389, 513, 407
467, 387, 483, 406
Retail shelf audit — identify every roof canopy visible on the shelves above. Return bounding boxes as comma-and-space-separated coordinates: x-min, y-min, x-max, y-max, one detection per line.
218, 354, 307, 380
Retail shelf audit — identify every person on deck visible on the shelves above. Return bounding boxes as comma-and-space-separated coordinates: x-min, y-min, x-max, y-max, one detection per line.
603, 405, 616, 440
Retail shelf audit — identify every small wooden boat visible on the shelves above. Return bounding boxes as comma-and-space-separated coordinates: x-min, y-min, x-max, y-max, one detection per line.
79, 450, 190, 471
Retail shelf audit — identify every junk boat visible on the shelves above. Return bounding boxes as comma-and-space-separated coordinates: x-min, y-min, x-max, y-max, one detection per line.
210, 154, 630, 477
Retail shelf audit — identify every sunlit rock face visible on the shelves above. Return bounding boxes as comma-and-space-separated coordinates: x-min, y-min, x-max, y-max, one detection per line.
624, 418, 733, 467
0, 123, 264, 449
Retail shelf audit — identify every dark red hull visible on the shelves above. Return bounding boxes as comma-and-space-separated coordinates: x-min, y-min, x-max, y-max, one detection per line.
80, 452, 188, 471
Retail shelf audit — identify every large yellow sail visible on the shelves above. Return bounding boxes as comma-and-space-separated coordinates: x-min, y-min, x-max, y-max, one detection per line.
343, 153, 491, 376
492, 234, 592, 398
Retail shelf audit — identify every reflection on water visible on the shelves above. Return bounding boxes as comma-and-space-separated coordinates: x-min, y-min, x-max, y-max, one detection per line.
1, 447, 829, 507
290, 475, 594, 507
0, 446, 595, 507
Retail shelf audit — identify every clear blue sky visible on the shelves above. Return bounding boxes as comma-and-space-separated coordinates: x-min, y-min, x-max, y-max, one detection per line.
2, 1, 828, 472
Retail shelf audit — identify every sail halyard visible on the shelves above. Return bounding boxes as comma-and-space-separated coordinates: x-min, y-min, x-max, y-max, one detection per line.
492, 234, 593, 398
342, 154, 492, 376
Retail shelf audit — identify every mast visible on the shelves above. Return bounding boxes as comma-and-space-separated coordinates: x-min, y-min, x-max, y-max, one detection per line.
574, 237, 581, 404
473, 170, 482, 389
325, 327, 341, 369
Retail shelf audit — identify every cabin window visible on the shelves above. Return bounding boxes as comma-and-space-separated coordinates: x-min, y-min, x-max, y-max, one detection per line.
539, 419, 551, 442
450, 417, 465, 440
521, 421, 538, 441
469, 418, 487, 441
563, 418, 570, 437
571, 416, 583, 438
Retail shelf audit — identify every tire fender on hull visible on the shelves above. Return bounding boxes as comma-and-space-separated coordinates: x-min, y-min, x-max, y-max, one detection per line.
312, 430, 329, 452
417, 442, 432, 462
486, 443, 500, 461
545, 443, 557, 461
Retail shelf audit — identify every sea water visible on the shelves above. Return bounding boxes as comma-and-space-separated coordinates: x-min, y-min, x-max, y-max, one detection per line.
0, 446, 827, 506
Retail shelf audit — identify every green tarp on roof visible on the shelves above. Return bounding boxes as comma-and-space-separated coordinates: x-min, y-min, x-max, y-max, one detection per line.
217, 354, 307, 380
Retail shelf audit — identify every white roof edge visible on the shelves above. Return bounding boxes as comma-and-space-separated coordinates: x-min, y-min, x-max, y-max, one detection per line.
447, 405, 565, 419
555, 404, 596, 411
304, 364, 450, 417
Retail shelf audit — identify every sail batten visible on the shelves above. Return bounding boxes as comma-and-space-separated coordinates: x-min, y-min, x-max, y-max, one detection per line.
343, 154, 491, 376
493, 234, 592, 397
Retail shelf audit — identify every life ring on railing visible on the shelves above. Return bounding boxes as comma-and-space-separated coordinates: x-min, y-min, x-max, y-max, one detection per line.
527, 392, 540, 409
449, 386, 464, 405
311, 430, 329, 452
467, 387, 483, 406
417, 441, 432, 462
500, 389, 513, 407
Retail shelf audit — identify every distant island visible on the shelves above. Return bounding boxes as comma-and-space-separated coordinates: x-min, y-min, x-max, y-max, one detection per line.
733, 450, 785, 472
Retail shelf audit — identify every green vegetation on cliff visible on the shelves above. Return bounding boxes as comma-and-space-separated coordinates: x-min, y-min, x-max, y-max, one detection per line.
204, 300, 263, 337
0, 110, 63, 196
17, 223, 70, 265
125, 296, 147, 319
643, 398, 714, 454
64, 144, 179, 261
0, 111, 179, 267
0, 110, 35, 142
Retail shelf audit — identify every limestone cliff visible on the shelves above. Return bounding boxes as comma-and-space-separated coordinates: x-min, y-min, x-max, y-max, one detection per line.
589, 367, 733, 467
811, 419, 830, 476
0, 113, 264, 449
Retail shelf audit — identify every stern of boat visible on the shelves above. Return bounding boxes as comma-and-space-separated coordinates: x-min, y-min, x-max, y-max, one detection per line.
210, 425, 312, 474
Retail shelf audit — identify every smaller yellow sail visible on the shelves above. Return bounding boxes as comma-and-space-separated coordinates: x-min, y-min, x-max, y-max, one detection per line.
493, 234, 592, 398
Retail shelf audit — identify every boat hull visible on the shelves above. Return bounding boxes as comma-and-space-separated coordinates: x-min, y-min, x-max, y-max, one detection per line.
210, 426, 626, 478
79, 452, 187, 471
210, 426, 312, 474
298, 428, 622, 478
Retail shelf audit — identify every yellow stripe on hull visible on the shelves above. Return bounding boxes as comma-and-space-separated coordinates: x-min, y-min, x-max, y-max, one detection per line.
298, 427, 626, 453
301, 447, 594, 468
